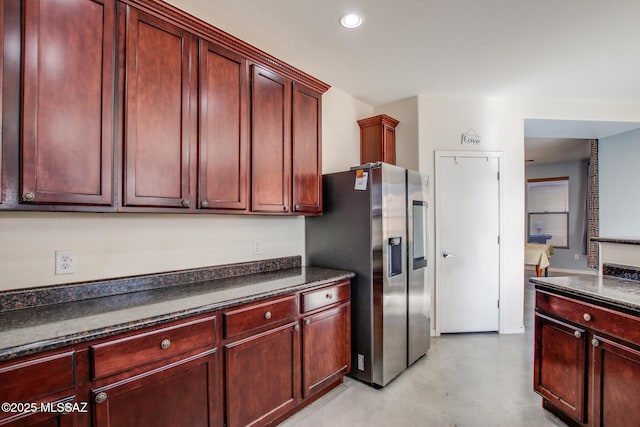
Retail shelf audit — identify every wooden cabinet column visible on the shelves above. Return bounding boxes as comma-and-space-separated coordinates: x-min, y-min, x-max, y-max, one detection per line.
358, 114, 399, 165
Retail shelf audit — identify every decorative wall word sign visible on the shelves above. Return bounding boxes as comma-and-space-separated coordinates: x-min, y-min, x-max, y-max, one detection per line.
461, 129, 481, 145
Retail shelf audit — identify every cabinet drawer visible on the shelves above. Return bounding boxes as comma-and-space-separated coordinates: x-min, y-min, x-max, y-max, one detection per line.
91, 316, 216, 379
0, 351, 75, 404
536, 291, 640, 344
224, 295, 298, 339
301, 280, 350, 314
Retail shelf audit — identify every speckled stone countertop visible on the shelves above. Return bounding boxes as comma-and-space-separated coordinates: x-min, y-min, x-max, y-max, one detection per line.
530, 275, 640, 313
591, 237, 640, 245
0, 262, 354, 362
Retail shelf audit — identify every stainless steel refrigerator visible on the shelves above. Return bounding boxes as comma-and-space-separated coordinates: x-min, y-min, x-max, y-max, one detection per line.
306, 162, 429, 387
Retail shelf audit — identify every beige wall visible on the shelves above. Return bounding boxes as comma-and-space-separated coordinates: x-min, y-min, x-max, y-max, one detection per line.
374, 97, 420, 171
321, 87, 373, 173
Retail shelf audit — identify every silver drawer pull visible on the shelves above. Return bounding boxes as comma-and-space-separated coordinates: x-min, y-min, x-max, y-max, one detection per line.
160, 339, 171, 350
264, 311, 272, 320
95, 392, 108, 404
583, 313, 592, 322
326, 293, 333, 299
574, 331, 582, 339
592, 338, 600, 347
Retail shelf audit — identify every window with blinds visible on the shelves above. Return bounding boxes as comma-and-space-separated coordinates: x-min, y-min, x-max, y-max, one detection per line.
527, 177, 569, 248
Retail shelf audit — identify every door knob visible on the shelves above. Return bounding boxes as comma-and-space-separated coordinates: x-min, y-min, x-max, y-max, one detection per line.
442, 251, 456, 258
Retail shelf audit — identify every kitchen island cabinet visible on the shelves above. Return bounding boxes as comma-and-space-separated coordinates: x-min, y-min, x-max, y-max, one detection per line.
0, 260, 352, 427
532, 276, 640, 427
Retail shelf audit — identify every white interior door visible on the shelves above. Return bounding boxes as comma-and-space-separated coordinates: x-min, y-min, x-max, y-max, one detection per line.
436, 152, 501, 333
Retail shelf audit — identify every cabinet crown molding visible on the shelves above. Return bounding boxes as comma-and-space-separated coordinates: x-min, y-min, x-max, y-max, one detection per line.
123, 0, 331, 94
357, 114, 400, 128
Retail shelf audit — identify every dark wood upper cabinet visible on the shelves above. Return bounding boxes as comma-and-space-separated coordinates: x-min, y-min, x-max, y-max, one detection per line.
292, 83, 322, 214
0, 1, 4, 206
250, 65, 291, 213
198, 41, 248, 211
122, 7, 195, 209
21, 0, 115, 206
358, 114, 399, 165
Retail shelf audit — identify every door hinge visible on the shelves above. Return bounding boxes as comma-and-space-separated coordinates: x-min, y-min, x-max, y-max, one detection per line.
497, 299, 500, 309
497, 171, 500, 180
497, 235, 500, 244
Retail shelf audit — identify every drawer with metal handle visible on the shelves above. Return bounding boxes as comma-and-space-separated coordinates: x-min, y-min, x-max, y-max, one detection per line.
223, 294, 298, 339
301, 280, 350, 314
536, 290, 640, 344
90, 316, 216, 379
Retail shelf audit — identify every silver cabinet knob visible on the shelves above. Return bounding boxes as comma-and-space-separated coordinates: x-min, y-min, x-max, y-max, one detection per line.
264, 311, 272, 320
95, 392, 108, 404
305, 319, 311, 326
592, 338, 600, 347
583, 313, 592, 322
160, 339, 171, 350
326, 293, 333, 300
294, 324, 300, 331
574, 330, 582, 338
181, 199, 190, 208
201, 200, 209, 208
22, 192, 36, 202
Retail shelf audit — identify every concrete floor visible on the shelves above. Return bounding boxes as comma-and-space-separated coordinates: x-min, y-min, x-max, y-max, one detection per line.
280, 273, 567, 427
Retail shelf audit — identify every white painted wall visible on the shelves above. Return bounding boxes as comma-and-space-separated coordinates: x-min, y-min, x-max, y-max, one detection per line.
374, 97, 419, 171
598, 128, 640, 237
418, 96, 525, 334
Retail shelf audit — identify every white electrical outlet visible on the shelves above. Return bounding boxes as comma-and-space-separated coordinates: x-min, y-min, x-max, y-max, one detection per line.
55, 250, 76, 275
252, 240, 262, 255
574, 254, 580, 260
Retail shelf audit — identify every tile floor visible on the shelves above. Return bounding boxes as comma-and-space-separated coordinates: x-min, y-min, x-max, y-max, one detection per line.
279, 273, 568, 427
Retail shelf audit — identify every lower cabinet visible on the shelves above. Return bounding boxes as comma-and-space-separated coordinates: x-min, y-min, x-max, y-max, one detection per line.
224, 323, 300, 427
534, 313, 587, 424
92, 350, 219, 427
0, 351, 77, 427
591, 335, 640, 427
0, 280, 350, 427
534, 289, 640, 427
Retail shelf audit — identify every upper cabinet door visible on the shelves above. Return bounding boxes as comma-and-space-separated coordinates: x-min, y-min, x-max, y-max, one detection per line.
250, 65, 291, 214
292, 83, 322, 214
123, 8, 195, 209
198, 41, 248, 211
21, 0, 115, 206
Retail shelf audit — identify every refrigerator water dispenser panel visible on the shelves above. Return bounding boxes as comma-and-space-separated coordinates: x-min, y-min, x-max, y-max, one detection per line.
388, 237, 403, 276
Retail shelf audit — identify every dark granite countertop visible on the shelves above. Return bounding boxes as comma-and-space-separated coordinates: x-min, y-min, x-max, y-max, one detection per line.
530, 275, 640, 313
0, 266, 354, 362
591, 237, 640, 245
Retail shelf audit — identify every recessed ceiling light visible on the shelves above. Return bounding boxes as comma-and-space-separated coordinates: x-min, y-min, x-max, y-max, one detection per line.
340, 13, 363, 29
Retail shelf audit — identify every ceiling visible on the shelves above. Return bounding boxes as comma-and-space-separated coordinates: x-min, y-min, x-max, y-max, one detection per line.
167, 0, 640, 160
